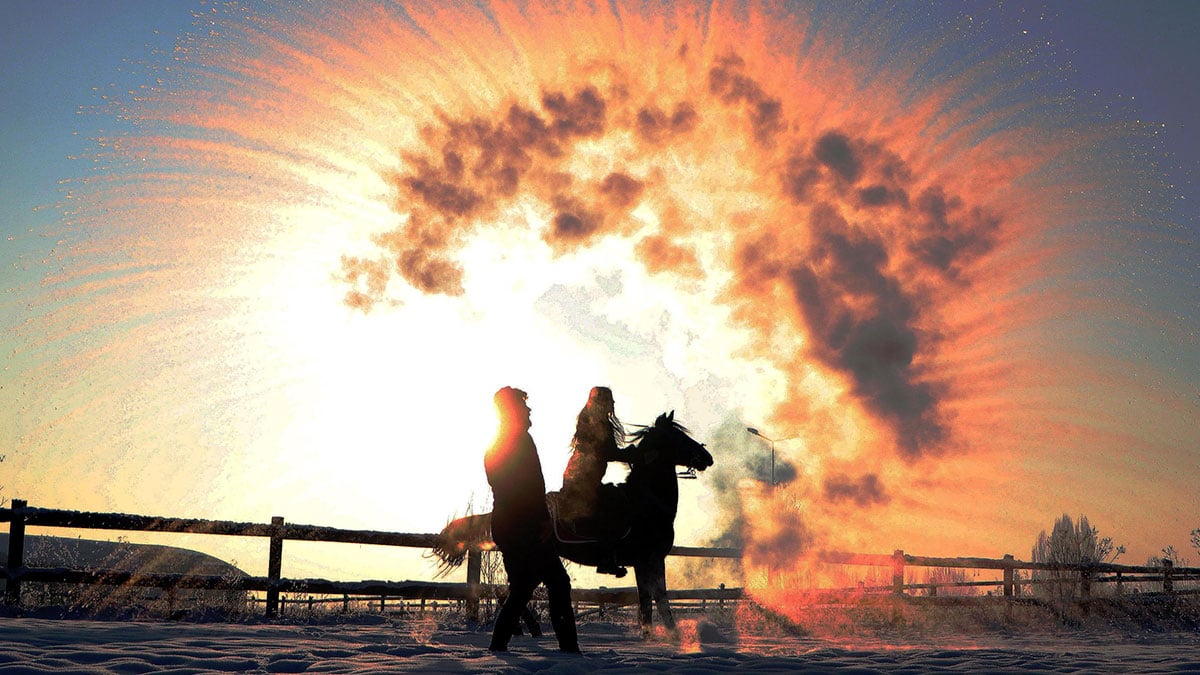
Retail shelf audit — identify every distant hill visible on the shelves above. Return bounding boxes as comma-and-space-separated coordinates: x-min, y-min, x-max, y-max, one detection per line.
0, 533, 247, 578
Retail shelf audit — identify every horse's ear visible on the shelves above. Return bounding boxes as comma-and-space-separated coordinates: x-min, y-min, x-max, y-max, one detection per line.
668, 410, 674, 422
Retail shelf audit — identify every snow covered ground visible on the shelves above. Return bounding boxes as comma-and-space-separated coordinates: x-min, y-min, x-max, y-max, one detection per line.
2, 614, 1199, 674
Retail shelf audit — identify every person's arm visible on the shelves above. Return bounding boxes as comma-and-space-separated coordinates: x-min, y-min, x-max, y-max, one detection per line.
606, 438, 636, 463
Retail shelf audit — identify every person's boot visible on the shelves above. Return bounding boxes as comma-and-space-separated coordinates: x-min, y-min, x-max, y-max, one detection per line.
596, 554, 627, 578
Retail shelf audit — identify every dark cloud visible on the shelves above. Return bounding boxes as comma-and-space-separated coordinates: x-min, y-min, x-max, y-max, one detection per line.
814, 132, 862, 183
782, 154, 822, 202
744, 513, 813, 568
402, 168, 484, 219
550, 194, 604, 243
858, 184, 906, 207
753, 454, 798, 486
342, 84, 631, 305
858, 149, 912, 208
708, 54, 783, 145
635, 102, 698, 144
599, 172, 644, 210
734, 231, 786, 292
784, 131, 915, 206
910, 186, 1000, 278
767, 124, 1007, 457
542, 86, 607, 138
823, 472, 890, 506
784, 205, 946, 457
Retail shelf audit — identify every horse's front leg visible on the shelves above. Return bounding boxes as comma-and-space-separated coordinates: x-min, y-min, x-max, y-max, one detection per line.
633, 564, 654, 639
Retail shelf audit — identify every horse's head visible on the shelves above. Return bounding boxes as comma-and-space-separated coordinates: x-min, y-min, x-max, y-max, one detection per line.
629, 411, 713, 473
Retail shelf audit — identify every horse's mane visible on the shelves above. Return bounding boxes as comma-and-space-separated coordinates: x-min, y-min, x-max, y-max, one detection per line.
627, 415, 691, 444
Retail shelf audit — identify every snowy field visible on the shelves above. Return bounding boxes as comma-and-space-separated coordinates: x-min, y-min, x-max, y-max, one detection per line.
2, 615, 1199, 674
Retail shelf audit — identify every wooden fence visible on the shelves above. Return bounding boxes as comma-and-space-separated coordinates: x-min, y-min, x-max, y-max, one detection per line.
813, 550, 1199, 599
0, 499, 741, 618
3, 499, 1197, 620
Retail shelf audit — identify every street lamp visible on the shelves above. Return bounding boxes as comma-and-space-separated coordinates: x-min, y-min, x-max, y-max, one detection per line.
745, 427, 775, 486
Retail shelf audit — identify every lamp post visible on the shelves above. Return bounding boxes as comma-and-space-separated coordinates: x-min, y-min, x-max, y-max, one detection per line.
746, 427, 775, 486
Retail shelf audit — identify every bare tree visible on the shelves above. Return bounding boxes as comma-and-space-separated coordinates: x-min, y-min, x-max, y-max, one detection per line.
1031, 514, 1124, 604
1147, 545, 1188, 568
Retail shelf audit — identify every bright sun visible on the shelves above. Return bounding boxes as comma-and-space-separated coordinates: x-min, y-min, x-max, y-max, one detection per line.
226, 205, 687, 537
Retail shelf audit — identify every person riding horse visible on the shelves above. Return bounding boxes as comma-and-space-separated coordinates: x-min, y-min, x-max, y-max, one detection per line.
559, 386, 631, 577
436, 407, 714, 638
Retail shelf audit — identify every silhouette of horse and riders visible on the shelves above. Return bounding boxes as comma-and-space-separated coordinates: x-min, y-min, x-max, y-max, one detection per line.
434, 386, 714, 643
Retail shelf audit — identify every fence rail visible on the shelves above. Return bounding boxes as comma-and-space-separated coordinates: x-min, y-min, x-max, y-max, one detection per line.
0, 500, 747, 618
4, 499, 1196, 619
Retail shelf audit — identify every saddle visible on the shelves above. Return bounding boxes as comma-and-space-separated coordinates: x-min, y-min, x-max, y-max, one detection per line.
547, 491, 631, 545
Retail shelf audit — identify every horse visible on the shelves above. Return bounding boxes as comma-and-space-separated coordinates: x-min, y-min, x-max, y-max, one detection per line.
434, 411, 714, 637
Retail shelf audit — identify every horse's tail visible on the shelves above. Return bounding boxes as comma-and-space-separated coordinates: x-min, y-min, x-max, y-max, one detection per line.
429, 512, 494, 577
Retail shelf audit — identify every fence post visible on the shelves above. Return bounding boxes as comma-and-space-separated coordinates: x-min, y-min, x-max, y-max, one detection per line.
1003, 554, 1015, 597
4, 499, 27, 607
1163, 559, 1174, 593
265, 516, 284, 618
466, 548, 482, 622
1079, 556, 1092, 602
891, 549, 905, 597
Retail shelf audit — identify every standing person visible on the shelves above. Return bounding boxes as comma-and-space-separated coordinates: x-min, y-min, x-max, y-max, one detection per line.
485, 386, 580, 653
560, 385, 629, 577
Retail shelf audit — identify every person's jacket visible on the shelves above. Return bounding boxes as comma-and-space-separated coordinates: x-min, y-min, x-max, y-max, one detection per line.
485, 428, 551, 548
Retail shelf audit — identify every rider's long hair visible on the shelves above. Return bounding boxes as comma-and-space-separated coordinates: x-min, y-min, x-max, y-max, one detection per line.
570, 386, 625, 456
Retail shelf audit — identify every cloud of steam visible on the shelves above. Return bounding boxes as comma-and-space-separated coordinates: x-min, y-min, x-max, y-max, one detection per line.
343, 36, 1006, 469
700, 419, 811, 569
340, 3, 1032, 499
823, 472, 890, 507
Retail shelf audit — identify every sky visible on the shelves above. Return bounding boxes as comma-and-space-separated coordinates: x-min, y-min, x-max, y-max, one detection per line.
2, 0, 1198, 597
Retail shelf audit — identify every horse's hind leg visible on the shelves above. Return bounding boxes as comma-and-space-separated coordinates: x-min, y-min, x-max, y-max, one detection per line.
648, 556, 676, 634
634, 564, 654, 639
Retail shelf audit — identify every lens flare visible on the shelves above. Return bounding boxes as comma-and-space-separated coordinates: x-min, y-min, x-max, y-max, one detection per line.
8, 1, 1193, 603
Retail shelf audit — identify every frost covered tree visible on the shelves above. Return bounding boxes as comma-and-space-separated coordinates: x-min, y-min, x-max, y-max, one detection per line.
1030, 514, 1124, 603
1147, 545, 1187, 568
